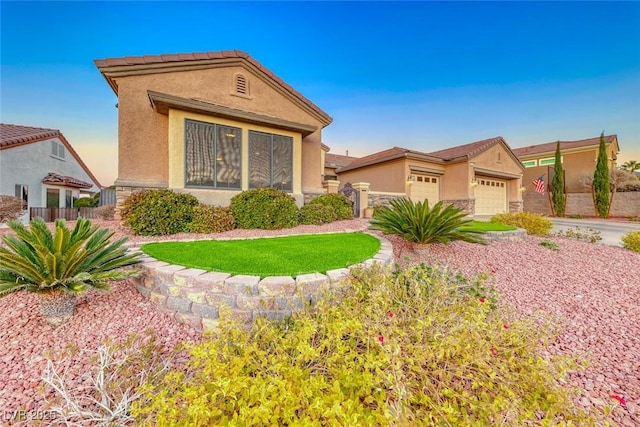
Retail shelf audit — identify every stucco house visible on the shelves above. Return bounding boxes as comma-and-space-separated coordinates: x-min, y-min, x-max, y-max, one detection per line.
94, 50, 333, 210
335, 136, 525, 216
0, 124, 101, 220
512, 134, 620, 214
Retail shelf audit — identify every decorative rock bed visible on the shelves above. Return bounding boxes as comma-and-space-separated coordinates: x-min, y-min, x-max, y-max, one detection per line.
129, 233, 394, 333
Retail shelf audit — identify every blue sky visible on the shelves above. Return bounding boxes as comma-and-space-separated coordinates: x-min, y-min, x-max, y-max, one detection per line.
2, 1, 639, 185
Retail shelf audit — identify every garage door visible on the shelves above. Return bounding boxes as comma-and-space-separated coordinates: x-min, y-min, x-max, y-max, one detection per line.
475, 178, 507, 215
410, 175, 440, 205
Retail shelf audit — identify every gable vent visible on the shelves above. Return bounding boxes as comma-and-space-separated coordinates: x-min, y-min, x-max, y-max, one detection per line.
235, 73, 248, 95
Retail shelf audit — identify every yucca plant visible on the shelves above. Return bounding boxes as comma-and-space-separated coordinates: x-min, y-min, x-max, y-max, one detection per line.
0, 218, 141, 326
369, 198, 486, 245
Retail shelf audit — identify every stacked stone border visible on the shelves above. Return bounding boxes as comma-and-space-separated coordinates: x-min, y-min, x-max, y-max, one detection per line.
484, 228, 527, 243
128, 232, 394, 333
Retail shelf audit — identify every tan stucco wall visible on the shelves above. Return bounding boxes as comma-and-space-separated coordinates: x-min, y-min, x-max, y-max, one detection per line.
337, 159, 407, 193
442, 162, 470, 199
113, 64, 326, 191
472, 144, 524, 176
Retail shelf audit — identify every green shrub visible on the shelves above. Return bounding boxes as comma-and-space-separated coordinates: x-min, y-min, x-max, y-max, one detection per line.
540, 240, 560, 251
621, 230, 640, 253
188, 205, 235, 234
230, 188, 300, 230
74, 193, 99, 208
132, 264, 593, 426
370, 198, 485, 244
120, 189, 199, 236
299, 204, 337, 225
308, 193, 353, 220
490, 212, 553, 236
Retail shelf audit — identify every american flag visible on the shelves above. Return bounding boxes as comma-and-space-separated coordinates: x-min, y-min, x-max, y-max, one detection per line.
532, 175, 545, 194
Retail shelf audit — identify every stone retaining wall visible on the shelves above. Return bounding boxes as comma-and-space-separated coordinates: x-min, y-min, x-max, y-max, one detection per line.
484, 228, 527, 242
130, 234, 394, 333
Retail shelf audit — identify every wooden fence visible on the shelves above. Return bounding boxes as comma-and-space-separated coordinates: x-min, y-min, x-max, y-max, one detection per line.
29, 207, 97, 222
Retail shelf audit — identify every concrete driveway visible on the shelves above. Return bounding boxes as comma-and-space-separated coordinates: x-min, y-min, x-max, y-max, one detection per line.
549, 217, 640, 247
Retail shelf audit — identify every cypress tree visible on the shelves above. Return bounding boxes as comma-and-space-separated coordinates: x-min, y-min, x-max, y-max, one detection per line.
551, 141, 565, 216
593, 132, 611, 218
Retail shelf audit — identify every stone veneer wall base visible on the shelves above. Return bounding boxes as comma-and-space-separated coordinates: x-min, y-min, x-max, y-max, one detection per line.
129, 233, 394, 333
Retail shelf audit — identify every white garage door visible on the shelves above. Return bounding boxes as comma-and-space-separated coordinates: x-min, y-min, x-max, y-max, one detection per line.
475, 178, 507, 215
410, 175, 440, 205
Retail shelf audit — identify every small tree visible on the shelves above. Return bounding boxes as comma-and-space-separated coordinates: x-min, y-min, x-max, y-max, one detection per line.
621, 160, 640, 175
551, 141, 565, 217
593, 132, 611, 218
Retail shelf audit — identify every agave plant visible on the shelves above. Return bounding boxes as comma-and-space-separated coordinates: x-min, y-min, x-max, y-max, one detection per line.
0, 218, 141, 326
369, 198, 486, 245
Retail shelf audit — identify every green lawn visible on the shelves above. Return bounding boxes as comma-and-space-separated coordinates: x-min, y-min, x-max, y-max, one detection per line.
462, 221, 517, 232
141, 232, 381, 278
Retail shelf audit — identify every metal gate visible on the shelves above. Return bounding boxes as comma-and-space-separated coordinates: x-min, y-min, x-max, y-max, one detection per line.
338, 183, 360, 217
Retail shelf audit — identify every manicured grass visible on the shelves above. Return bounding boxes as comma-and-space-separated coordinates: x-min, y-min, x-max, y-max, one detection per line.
461, 221, 517, 232
141, 232, 381, 278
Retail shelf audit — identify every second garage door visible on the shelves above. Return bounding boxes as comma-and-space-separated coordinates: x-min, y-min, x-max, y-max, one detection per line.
475, 178, 507, 215
410, 175, 440, 205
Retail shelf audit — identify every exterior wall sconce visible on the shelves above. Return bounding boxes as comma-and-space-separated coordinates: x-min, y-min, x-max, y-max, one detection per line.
519, 186, 527, 192
470, 180, 478, 188
407, 175, 415, 185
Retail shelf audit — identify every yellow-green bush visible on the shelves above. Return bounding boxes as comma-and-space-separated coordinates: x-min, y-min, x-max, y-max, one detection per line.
132, 264, 594, 426
188, 205, 235, 233
491, 212, 553, 236
622, 230, 640, 253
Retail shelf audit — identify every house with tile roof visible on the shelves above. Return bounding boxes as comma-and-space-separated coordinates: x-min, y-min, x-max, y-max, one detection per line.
95, 50, 333, 210
0, 124, 101, 221
512, 134, 621, 215
335, 137, 525, 216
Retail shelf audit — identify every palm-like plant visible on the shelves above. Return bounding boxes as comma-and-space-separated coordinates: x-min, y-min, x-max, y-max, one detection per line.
0, 218, 141, 325
621, 160, 640, 175
369, 198, 486, 245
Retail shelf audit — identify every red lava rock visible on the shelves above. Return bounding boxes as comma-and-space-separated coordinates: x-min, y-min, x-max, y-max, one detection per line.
0, 220, 638, 426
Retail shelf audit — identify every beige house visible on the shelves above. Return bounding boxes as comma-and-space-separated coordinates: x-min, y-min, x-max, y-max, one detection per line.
95, 50, 332, 209
335, 137, 525, 216
513, 135, 620, 214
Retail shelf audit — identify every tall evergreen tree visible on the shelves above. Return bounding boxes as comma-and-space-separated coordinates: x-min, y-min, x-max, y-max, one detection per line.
593, 132, 611, 218
551, 141, 565, 216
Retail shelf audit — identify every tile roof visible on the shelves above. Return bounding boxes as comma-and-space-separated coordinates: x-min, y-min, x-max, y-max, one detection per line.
42, 172, 93, 189
337, 147, 444, 172
0, 123, 60, 148
427, 136, 506, 160
94, 50, 332, 126
325, 153, 357, 168
512, 135, 618, 157
0, 123, 102, 188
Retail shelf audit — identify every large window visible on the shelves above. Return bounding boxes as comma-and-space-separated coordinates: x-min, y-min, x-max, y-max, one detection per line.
185, 120, 241, 189
249, 131, 293, 191
46, 189, 60, 208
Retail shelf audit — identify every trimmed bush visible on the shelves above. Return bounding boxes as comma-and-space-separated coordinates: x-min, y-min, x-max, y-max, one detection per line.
622, 230, 640, 253
0, 195, 25, 223
307, 193, 353, 220
132, 264, 593, 425
188, 205, 235, 234
370, 198, 485, 244
120, 189, 199, 236
95, 204, 116, 221
299, 204, 337, 225
74, 193, 99, 208
230, 188, 300, 230
491, 212, 553, 236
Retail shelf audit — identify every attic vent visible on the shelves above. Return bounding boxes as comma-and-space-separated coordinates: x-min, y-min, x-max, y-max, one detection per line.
235, 73, 249, 96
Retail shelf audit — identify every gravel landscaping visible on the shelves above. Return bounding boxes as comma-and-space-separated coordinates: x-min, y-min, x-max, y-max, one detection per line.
0, 218, 638, 425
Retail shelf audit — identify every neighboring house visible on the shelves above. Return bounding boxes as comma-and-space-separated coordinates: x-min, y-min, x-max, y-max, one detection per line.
512, 135, 620, 215
323, 149, 358, 181
0, 124, 101, 220
94, 50, 333, 209
335, 136, 525, 216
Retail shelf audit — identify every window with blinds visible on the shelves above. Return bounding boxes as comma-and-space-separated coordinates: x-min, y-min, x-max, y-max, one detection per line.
249, 131, 292, 191
184, 119, 242, 189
